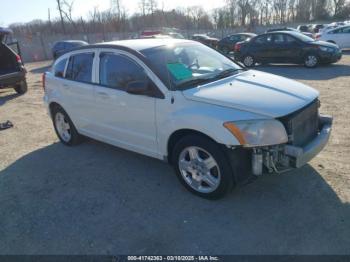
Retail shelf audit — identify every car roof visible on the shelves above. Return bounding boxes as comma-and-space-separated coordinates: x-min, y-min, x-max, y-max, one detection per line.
89, 39, 194, 52
331, 24, 350, 29
55, 40, 88, 44
230, 32, 256, 36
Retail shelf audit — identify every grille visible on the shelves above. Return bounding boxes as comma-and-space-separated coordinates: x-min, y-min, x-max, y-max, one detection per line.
279, 99, 319, 147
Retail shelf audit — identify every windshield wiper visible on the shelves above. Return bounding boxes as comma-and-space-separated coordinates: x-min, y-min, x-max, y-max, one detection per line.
176, 77, 213, 89
212, 68, 242, 80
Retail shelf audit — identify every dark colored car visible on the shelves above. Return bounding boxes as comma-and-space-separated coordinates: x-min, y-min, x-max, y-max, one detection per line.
267, 27, 314, 38
218, 33, 256, 54
234, 31, 342, 68
192, 34, 219, 48
52, 40, 88, 60
0, 27, 27, 94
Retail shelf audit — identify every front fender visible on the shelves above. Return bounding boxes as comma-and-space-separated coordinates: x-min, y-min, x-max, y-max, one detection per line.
157, 98, 268, 157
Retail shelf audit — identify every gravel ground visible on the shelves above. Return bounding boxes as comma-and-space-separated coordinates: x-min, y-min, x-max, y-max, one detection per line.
0, 54, 349, 255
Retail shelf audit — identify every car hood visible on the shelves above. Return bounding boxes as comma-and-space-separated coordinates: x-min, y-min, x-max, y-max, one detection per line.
311, 40, 339, 48
182, 70, 319, 118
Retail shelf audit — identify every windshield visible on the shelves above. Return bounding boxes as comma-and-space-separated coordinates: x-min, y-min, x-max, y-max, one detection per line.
140, 43, 242, 90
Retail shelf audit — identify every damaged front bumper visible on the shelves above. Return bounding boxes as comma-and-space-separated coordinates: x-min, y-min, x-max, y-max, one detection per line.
284, 115, 332, 168
252, 115, 333, 175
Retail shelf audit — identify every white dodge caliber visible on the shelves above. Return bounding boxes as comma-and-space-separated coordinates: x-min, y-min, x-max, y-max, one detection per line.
43, 39, 333, 199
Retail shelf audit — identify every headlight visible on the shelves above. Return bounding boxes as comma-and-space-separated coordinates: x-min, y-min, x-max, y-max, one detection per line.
319, 46, 333, 52
223, 120, 288, 147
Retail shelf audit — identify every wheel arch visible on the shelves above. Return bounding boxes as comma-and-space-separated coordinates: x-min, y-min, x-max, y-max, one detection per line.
49, 102, 63, 117
167, 129, 224, 164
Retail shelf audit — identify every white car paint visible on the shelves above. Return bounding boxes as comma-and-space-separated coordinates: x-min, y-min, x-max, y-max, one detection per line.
319, 25, 350, 49
43, 40, 326, 163
182, 70, 319, 118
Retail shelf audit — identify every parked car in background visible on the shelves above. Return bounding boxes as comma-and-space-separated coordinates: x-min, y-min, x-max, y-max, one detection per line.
318, 25, 350, 49
218, 33, 256, 54
311, 24, 325, 33
319, 24, 339, 34
44, 39, 332, 199
52, 40, 88, 60
0, 27, 27, 94
168, 32, 185, 39
297, 25, 311, 33
140, 34, 172, 39
140, 29, 185, 39
234, 31, 342, 68
267, 27, 314, 38
192, 34, 219, 48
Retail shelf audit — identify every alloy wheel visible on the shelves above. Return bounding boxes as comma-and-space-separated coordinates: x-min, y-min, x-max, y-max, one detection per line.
243, 56, 254, 67
55, 112, 71, 142
178, 146, 221, 194
305, 55, 318, 68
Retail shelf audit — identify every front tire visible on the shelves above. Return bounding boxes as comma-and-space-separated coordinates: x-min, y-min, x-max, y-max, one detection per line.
243, 55, 255, 67
171, 135, 235, 199
304, 54, 319, 68
52, 107, 82, 146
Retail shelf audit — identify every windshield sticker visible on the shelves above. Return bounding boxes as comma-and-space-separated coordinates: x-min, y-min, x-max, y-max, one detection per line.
166, 63, 192, 81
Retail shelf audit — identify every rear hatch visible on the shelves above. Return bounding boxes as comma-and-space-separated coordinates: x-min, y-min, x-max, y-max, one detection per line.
0, 43, 21, 76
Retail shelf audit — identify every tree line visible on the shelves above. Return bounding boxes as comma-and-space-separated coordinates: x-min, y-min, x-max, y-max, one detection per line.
9, 0, 350, 36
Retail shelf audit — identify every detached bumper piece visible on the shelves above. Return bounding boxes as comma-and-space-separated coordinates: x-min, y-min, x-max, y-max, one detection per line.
251, 115, 333, 176
284, 115, 332, 168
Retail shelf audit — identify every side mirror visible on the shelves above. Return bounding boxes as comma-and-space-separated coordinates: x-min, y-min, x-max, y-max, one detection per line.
126, 80, 150, 95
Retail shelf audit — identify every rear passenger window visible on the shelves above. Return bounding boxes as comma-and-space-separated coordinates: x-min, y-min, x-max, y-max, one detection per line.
53, 58, 67, 78
273, 34, 285, 44
285, 35, 297, 43
255, 35, 272, 45
65, 53, 94, 83
99, 53, 147, 90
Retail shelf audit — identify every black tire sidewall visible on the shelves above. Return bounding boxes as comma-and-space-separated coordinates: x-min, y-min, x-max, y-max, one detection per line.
52, 107, 81, 146
14, 81, 28, 94
171, 135, 235, 200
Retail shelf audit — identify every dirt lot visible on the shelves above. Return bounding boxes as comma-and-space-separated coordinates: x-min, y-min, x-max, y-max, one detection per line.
0, 55, 349, 254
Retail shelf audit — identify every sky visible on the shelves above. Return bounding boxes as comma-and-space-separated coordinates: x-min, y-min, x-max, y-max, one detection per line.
0, 0, 226, 27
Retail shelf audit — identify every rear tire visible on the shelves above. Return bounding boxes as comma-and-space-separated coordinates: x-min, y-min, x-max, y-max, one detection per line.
52, 106, 82, 146
171, 135, 235, 200
14, 81, 28, 94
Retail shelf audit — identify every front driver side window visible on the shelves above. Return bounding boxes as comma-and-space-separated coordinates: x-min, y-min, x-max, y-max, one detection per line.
99, 53, 148, 91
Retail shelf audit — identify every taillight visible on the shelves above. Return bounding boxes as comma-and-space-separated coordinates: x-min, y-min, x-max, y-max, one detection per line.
16, 54, 22, 64
234, 43, 241, 52
42, 73, 46, 91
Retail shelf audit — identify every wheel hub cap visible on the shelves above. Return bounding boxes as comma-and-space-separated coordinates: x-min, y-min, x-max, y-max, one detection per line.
178, 146, 221, 193
55, 112, 71, 142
